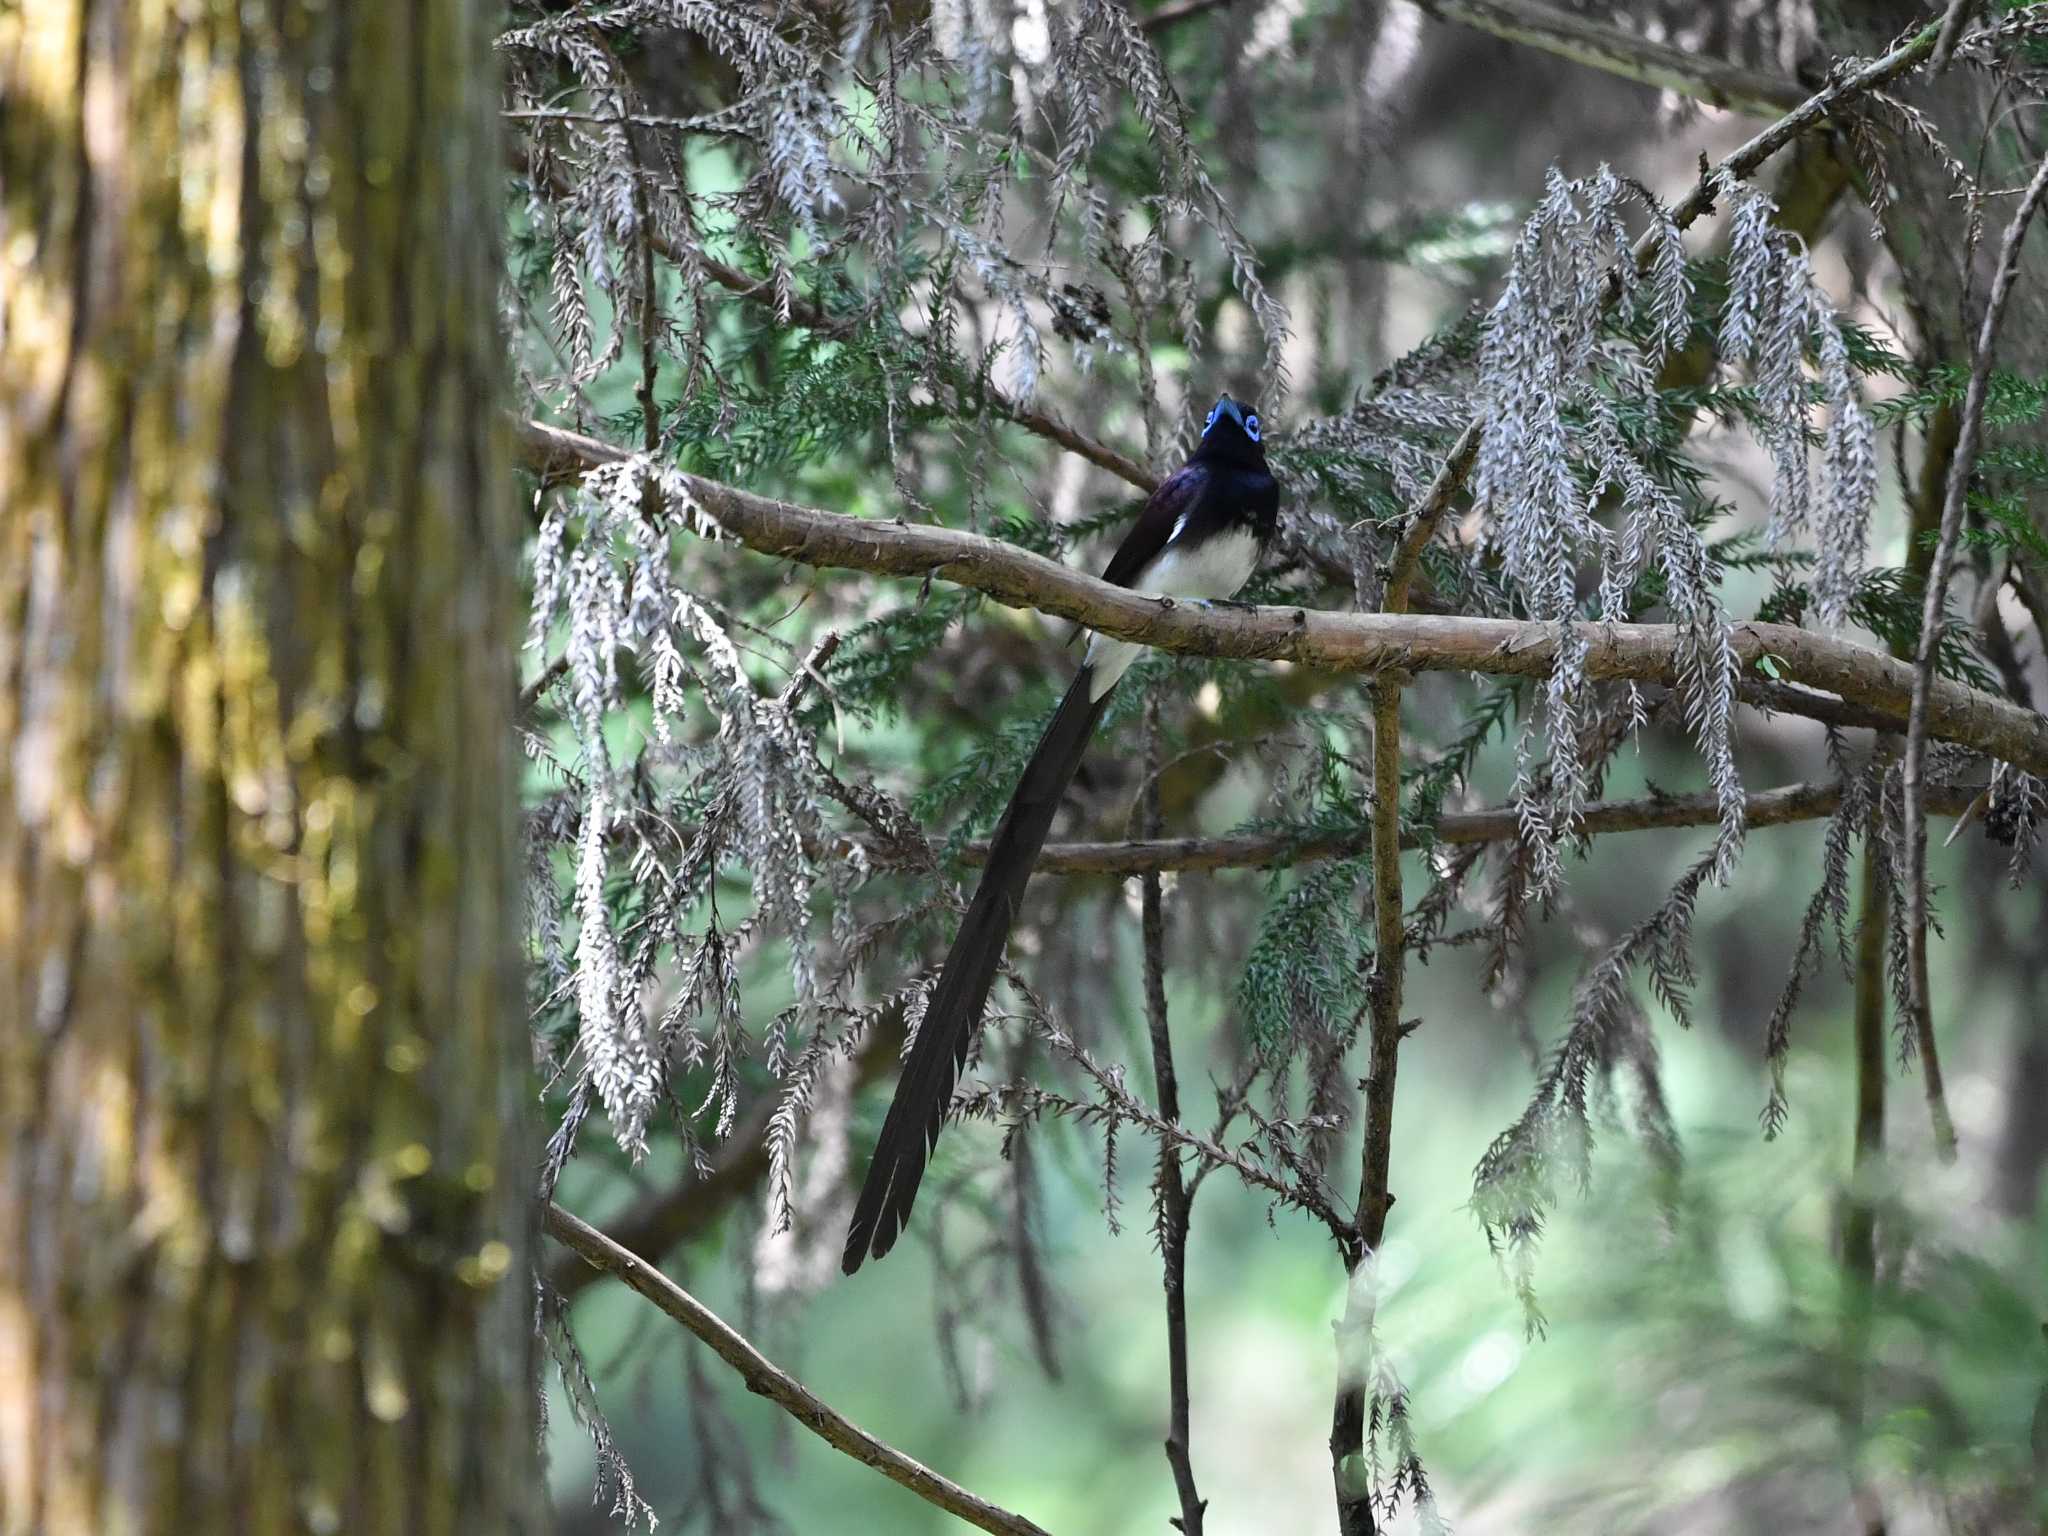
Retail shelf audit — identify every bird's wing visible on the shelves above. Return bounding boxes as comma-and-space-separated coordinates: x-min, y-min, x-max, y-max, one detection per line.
1097, 462, 1210, 590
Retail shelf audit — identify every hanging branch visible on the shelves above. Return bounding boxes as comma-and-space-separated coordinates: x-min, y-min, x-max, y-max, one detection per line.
544, 1204, 1055, 1536
1382, 14, 1950, 590
1900, 145, 2048, 1162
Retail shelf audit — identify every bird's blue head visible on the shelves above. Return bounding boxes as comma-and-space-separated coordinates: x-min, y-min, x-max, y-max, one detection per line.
1203, 395, 1261, 443
1198, 394, 1266, 465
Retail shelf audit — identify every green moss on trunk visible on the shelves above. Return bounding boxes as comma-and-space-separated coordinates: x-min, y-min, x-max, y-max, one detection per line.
0, 4, 541, 1531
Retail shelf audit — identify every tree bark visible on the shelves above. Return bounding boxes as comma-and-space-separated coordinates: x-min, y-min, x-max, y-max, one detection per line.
0, 4, 540, 1534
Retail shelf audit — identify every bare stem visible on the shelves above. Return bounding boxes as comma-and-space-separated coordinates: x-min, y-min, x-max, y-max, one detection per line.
1843, 774, 1892, 1536
1330, 672, 1410, 1536
1848, 793, 1891, 1267
544, 1204, 1054, 1536
1139, 700, 1205, 1535
1901, 146, 2048, 1162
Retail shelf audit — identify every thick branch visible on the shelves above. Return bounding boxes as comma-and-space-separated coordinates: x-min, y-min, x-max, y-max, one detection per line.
544, 1204, 1054, 1536
1420, 0, 1806, 117
1901, 145, 2048, 1161
518, 419, 2048, 773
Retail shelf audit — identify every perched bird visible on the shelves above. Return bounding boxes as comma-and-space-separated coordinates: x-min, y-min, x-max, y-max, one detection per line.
843, 394, 1279, 1272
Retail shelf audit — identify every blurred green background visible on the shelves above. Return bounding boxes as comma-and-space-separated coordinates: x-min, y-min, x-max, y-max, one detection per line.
546, 815, 2045, 1533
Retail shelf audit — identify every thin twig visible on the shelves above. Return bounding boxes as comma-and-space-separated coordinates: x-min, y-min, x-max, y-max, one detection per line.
1420, 0, 1806, 118
523, 158, 1157, 493
504, 106, 754, 134
1139, 701, 1205, 1536
1901, 145, 2048, 1163
624, 109, 661, 462
576, 779, 1980, 883
1023, 1028, 1354, 1241
544, 1204, 1055, 1536
1000, 780, 1981, 876
698, 242, 1155, 489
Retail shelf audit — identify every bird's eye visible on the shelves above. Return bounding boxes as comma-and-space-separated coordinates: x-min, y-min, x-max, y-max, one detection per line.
1204, 403, 1222, 432
1245, 414, 1260, 441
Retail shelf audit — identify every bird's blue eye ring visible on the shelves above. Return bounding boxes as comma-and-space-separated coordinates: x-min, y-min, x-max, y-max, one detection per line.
1204, 402, 1223, 432
1245, 413, 1260, 441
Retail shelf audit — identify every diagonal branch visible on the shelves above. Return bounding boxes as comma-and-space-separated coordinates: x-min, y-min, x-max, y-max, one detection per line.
518, 419, 2048, 774
1419, 0, 1806, 117
544, 1204, 1055, 1536
1900, 145, 2048, 1163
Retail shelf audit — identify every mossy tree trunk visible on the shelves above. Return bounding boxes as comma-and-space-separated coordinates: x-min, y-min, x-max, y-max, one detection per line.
0, 4, 541, 1533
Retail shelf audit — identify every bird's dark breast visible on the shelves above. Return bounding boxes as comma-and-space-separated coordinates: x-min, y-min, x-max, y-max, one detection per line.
1222, 463, 1279, 540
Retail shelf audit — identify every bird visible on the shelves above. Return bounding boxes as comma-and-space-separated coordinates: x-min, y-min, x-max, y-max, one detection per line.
842, 393, 1279, 1273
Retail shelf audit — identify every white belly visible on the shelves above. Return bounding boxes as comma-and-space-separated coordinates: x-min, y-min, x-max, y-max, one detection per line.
1083, 528, 1261, 699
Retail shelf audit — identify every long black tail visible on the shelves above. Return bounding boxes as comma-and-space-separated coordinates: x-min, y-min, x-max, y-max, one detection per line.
842, 667, 1114, 1272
